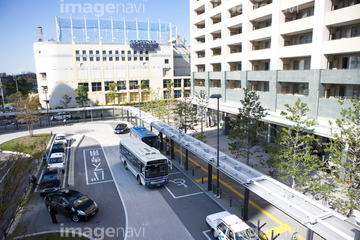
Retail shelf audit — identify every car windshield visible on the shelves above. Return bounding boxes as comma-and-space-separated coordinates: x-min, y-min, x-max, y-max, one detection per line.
235, 228, 259, 240
56, 136, 65, 140
116, 124, 126, 129
41, 173, 59, 182
145, 162, 168, 178
53, 144, 64, 149
68, 193, 90, 207
49, 157, 63, 164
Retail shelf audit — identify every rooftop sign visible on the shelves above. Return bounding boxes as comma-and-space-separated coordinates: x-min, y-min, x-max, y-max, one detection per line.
130, 40, 159, 51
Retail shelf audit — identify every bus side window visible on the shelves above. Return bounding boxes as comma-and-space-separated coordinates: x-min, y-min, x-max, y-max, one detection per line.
141, 163, 145, 175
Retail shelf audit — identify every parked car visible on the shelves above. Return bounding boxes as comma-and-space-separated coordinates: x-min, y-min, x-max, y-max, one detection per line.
44, 189, 99, 222
54, 133, 67, 146
206, 211, 260, 240
48, 153, 66, 173
114, 123, 128, 134
39, 169, 62, 197
51, 142, 66, 154
51, 112, 72, 121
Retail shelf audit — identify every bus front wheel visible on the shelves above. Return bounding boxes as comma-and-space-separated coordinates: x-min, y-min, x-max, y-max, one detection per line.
137, 176, 142, 185
124, 162, 128, 170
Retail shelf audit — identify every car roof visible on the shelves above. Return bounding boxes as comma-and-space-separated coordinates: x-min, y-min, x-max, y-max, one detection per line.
43, 169, 59, 174
222, 214, 252, 233
56, 133, 66, 137
48, 189, 80, 198
50, 153, 64, 158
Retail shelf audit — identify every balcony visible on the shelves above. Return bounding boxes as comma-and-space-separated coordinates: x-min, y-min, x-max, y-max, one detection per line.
325, 4, 360, 27
279, 16, 314, 35
279, 44, 313, 58
323, 37, 360, 55
249, 4, 273, 21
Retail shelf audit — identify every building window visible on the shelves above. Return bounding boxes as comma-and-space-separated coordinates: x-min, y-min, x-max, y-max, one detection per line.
141, 80, 149, 88
117, 81, 126, 90
96, 57, 100, 61
109, 57, 113, 61
79, 82, 89, 90
134, 57, 137, 61
184, 90, 190, 97
90, 57, 93, 61
76, 50, 79, 54
145, 57, 149, 61
116, 57, 119, 61
76, 57, 80, 62
89, 50, 93, 54
163, 79, 171, 88
122, 57, 125, 61
103, 50, 106, 55
96, 50, 99, 54
92, 82, 102, 92
104, 81, 113, 91
165, 59, 169, 64
174, 79, 181, 88
121, 50, 125, 54
82, 50, 86, 54
129, 81, 138, 89
184, 79, 190, 87
83, 57, 87, 61
115, 50, 119, 54
163, 91, 170, 99
140, 57, 144, 61
174, 90, 181, 98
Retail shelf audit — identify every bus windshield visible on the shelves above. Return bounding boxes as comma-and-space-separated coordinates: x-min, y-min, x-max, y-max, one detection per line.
145, 138, 159, 149
145, 163, 168, 178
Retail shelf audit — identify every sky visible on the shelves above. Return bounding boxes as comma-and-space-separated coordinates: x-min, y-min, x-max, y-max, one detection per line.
0, 0, 190, 75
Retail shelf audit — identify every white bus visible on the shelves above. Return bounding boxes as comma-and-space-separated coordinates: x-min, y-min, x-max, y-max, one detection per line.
119, 138, 170, 188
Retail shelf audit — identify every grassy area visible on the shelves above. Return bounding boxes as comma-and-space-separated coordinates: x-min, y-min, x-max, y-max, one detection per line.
0, 133, 51, 159
19, 232, 89, 240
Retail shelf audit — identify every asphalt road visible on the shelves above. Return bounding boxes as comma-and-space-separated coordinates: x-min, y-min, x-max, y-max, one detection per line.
0, 121, 325, 240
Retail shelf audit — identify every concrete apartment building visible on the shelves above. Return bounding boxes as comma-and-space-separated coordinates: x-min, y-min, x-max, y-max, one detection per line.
34, 17, 191, 109
190, 0, 360, 140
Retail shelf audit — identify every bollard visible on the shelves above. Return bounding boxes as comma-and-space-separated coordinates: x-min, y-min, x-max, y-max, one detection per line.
257, 219, 260, 235
271, 230, 274, 240
219, 190, 222, 199
202, 176, 204, 184
241, 206, 244, 218
230, 197, 232, 207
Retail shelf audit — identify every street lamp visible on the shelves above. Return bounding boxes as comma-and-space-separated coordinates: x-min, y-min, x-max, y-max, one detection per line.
135, 84, 141, 125
210, 94, 222, 196
42, 86, 50, 126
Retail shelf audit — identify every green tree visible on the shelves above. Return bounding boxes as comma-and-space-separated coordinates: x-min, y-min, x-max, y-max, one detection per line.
325, 96, 360, 214
60, 94, 72, 108
194, 90, 209, 143
16, 95, 41, 137
152, 88, 168, 121
75, 85, 90, 107
267, 98, 321, 189
173, 97, 198, 134
16, 76, 34, 96
106, 82, 119, 118
228, 88, 268, 166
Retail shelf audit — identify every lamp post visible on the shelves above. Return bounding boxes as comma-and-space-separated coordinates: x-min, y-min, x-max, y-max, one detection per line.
135, 84, 141, 125
210, 94, 221, 196
42, 86, 50, 126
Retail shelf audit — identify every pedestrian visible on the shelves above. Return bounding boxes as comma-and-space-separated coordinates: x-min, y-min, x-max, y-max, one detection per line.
63, 118, 67, 126
43, 154, 46, 167
29, 171, 38, 186
49, 201, 60, 224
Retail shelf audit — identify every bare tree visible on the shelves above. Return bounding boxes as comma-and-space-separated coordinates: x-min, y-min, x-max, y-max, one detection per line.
16, 95, 41, 137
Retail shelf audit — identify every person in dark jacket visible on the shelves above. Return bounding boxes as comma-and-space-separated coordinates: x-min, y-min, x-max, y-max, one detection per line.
49, 201, 60, 224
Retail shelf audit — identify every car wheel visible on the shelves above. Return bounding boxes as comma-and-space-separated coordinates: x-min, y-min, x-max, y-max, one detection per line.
71, 214, 80, 223
137, 176, 142, 185
211, 229, 217, 239
124, 162, 128, 170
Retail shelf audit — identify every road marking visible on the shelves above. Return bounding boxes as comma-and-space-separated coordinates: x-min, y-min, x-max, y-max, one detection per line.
86, 179, 114, 185
169, 178, 188, 187
169, 171, 182, 175
168, 143, 305, 240
202, 230, 212, 240
165, 186, 203, 199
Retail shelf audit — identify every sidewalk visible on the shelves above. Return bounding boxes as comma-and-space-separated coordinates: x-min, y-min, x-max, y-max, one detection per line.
186, 123, 272, 176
